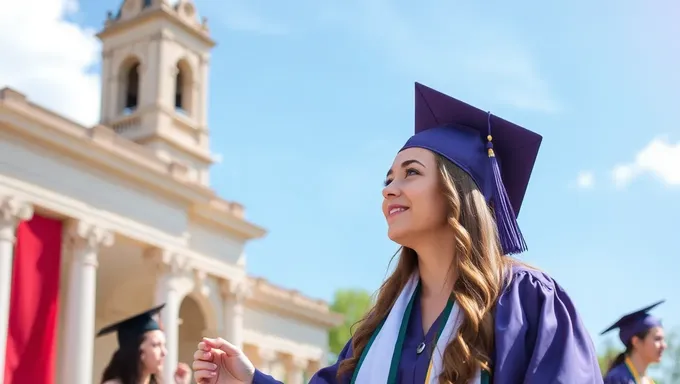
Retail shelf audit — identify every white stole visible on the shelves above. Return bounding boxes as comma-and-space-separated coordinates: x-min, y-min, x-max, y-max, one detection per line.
352, 273, 481, 384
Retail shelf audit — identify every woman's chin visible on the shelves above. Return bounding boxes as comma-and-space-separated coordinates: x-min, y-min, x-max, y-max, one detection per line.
150, 363, 163, 374
387, 226, 411, 245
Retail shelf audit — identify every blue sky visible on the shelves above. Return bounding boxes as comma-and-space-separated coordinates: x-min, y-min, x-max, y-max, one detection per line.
12, 0, 680, 354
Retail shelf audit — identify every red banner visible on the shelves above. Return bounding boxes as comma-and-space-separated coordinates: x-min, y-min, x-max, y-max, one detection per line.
4, 215, 62, 384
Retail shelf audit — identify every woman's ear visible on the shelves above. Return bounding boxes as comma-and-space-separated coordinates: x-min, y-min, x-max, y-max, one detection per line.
631, 335, 642, 350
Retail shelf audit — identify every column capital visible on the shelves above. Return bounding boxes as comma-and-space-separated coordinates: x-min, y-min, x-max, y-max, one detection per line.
283, 355, 309, 370
145, 248, 191, 275
220, 278, 252, 302
65, 220, 114, 248
0, 196, 33, 241
193, 269, 210, 297
147, 248, 195, 297
258, 347, 277, 363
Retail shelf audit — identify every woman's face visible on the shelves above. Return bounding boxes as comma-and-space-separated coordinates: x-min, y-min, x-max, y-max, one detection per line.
635, 326, 667, 364
382, 148, 449, 247
139, 330, 167, 374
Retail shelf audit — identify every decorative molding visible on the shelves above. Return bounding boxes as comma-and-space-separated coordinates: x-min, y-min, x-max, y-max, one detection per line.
95, 6, 216, 48
0, 195, 33, 242
0, 88, 27, 103
190, 201, 266, 241
243, 329, 325, 363
258, 347, 277, 362
247, 277, 344, 329
65, 220, 115, 251
145, 247, 191, 276
284, 355, 309, 370
0, 174, 187, 255
147, 248, 196, 297
231, 279, 252, 302
220, 278, 252, 302
0, 196, 33, 222
0, 95, 215, 204
89, 124, 117, 142
64, 220, 114, 267
193, 269, 210, 297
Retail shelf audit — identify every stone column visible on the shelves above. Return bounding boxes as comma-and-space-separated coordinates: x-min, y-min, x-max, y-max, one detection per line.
220, 279, 250, 349
0, 197, 33, 384
284, 355, 309, 384
306, 360, 321, 380
61, 221, 114, 384
147, 249, 195, 384
258, 348, 277, 375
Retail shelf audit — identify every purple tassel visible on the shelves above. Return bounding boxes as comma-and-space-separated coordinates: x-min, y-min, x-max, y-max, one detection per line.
486, 113, 527, 255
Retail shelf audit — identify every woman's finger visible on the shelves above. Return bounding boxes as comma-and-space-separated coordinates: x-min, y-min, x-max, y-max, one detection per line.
193, 349, 212, 360
202, 337, 239, 355
192, 360, 217, 371
194, 369, 217, 380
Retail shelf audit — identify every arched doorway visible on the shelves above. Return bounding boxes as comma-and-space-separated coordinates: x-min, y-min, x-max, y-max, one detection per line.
177, 294, 214, 370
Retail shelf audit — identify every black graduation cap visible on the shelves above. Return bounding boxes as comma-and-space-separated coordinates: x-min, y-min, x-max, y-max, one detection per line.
600, 300, 664, 345
96, 304, 165, 348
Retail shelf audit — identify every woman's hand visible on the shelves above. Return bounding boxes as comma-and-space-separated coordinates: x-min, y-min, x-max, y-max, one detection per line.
193, 337, 255, 384
174, 362, 192, 384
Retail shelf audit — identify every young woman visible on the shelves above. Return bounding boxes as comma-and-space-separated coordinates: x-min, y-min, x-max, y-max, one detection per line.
98, 304, 192, 384
602, 301, 667, 384
191, 83, 603, 383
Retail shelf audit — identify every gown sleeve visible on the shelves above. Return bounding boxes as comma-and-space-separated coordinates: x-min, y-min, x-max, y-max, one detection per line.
253, 339, 353, 384
492, 267, 604, 384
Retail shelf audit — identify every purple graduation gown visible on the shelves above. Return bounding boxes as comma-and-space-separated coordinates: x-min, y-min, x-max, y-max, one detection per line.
253, 265, 603, 383
602, 364, 638, 384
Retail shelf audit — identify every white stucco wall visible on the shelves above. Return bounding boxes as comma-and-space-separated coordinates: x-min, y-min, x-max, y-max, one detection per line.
0, 131, 189, 237
244, 306, 329, 362
187, 220, 244, 265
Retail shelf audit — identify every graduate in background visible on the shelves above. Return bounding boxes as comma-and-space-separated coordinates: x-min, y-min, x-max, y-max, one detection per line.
602, 301, 667, 384
192, 82, 603, 383
98, 304, 192, 384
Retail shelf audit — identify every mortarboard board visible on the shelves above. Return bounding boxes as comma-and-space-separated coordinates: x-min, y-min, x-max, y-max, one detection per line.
600, 300, 665, 346
401, 82, 543, 255
96, 304, 165, 349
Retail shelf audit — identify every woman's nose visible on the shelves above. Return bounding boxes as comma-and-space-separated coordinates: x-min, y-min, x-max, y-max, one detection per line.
382, 181, 401, 199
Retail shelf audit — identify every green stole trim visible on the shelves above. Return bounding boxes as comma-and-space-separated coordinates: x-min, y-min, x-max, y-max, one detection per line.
350, 282, 492, 383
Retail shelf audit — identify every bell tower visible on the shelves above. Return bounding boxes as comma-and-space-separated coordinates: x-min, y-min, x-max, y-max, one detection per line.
97, 0, 216, 186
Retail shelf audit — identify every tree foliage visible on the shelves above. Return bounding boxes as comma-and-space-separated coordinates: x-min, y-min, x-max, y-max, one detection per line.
597, 339, 620, 376
328, 288, 374, 356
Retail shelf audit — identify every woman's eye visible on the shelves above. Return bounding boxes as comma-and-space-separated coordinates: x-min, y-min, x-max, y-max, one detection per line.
383, 179, 392, 187
406, 168, 420, 176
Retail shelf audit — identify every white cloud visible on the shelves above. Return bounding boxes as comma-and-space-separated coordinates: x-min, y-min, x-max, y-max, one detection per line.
612, 137, 680, 188
0, 0, 101, 126
575, 171, 595, 189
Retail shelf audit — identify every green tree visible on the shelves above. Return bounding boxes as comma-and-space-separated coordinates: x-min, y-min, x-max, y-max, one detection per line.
598, 339, 621, 376
328, 288, 374, 356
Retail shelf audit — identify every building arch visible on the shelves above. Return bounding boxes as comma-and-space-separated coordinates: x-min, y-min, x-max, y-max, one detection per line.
118, 55, 142, 114
174, 58, 194, 114
177, 291, 216, 366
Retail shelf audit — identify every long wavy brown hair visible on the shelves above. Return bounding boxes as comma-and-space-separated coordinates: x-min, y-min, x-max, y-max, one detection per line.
337, 153, 515, 383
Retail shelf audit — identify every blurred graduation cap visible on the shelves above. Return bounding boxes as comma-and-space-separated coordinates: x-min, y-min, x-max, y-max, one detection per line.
401, 82, 543, 255
96, 304, 165, 348
601, 300, 665, 345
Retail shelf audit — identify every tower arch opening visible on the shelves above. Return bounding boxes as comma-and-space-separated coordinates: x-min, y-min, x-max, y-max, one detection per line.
118, 56, 141, 115
174, 59, 193, 115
